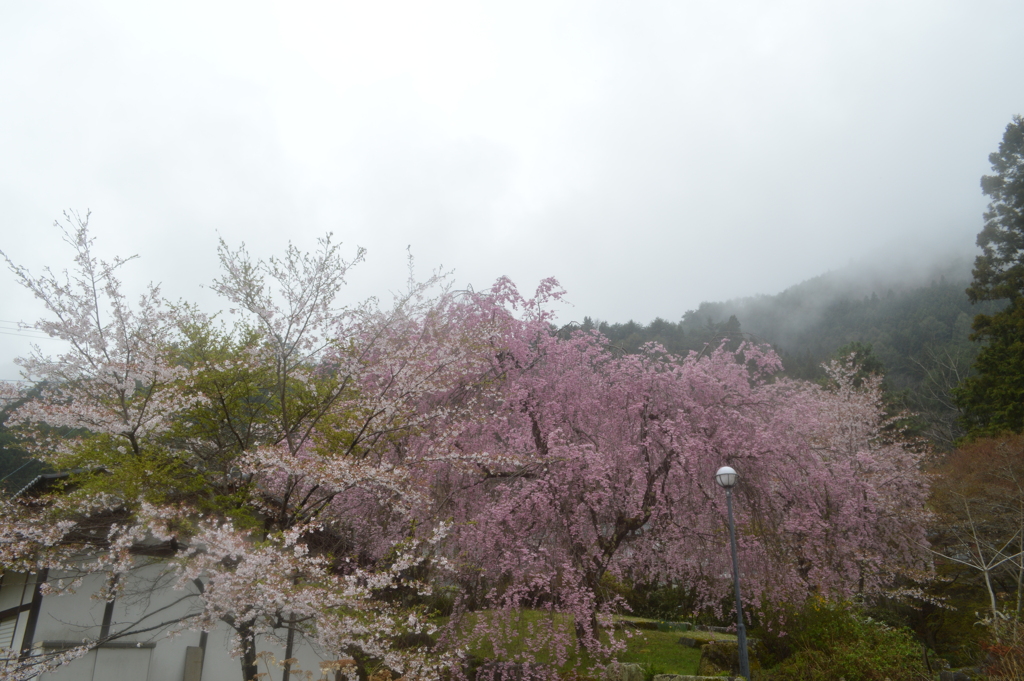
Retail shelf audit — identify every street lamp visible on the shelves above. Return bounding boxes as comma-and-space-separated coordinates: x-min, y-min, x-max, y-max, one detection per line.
715, 465, 750, 680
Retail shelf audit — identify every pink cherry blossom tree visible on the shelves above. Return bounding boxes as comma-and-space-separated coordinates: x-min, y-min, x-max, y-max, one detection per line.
1, 211, 196, 456
0, 215, 933, 681
428, 300, 932, 664
0, 216, 493, 680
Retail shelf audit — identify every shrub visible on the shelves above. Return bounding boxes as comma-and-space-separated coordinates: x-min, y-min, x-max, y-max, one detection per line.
983, 617, 1024, 680
620, 581, 701, 622
759, 600, 928, 681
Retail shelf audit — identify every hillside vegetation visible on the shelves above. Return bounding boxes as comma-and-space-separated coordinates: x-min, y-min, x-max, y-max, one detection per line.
582, 252, 1005, 448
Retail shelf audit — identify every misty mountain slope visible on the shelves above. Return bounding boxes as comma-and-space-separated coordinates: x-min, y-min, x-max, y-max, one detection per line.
586, 252, 1006, 446
681, 250, 977, 351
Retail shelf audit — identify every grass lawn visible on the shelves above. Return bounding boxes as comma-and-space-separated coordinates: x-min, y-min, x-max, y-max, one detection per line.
617, 627, 703, 675
453, 612, 708, 677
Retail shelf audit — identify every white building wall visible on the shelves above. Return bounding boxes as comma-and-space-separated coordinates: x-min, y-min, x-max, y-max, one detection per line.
33, 572, 108, 643
0, 572, 34, 652
3, 565, 333, 681
39, 650, 98, 681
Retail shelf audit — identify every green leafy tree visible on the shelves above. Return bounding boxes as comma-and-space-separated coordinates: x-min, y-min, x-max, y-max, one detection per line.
958, 116, 1024, 437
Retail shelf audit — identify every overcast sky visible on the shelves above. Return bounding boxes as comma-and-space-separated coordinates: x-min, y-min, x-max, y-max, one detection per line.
2, 0, 1023, 380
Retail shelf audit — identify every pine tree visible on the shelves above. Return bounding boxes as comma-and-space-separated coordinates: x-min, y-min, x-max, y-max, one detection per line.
958, 116, 1024, 437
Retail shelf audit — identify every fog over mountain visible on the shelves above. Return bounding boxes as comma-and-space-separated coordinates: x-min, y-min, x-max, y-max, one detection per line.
3, 1, 1022, 383
677, 241, 978, 345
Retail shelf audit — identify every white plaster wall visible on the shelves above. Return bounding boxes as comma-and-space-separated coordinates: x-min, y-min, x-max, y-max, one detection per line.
33, 572, 107, 643
5, 563, 336, 681
0, 572, 34, 652
199, 621, 333, 681
39, 650, 98, 681
93, 648, 153, 679
0, 572, 31, 612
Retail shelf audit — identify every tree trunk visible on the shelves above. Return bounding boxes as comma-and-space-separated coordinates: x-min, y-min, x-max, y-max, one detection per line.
574, 610, 600, 646
237, 622, 260, 681
282, 617, 296, 681
574, 574, 602, 647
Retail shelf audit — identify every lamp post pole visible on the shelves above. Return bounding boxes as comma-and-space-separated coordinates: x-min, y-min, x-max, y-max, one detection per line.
716, 466, 750, 680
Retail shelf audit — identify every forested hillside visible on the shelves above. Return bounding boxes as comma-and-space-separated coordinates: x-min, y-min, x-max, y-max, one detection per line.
0, 218, 941, 680
0, 219, 1016, 678
0, 394, 46, 495
582, 252, 1005, 447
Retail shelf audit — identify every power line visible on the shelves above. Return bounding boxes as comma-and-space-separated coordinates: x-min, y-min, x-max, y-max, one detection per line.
0, 330, 56, 339
0, 323, 51, 336
0, 460, 36, 484
0, 327, 50, 335
0, 323, 53, 333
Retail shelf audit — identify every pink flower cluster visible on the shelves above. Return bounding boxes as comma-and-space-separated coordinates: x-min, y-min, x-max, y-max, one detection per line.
0, 217, 932, 679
